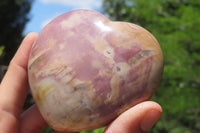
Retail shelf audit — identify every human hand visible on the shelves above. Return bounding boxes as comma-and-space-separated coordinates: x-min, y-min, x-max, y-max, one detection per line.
0, 33, 49, 133
104, 101, 162, 133
0, 32, 162, 133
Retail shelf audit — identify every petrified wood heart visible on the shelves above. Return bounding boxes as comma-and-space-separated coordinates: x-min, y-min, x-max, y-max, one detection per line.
28, 9, 163, 132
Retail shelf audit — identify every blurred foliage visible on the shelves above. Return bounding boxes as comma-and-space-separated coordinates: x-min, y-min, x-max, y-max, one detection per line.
0, 46, 4, 57
101, 0, 200, 133
42, 126, 105, 133
81, 127, 105, 133
42, 126, 53, 133
0, 0, 33, 65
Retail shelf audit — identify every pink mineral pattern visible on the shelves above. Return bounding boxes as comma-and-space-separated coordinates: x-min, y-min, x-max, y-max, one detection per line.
28, 9, 164, 132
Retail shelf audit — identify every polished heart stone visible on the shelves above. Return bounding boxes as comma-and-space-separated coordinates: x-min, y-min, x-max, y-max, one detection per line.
28, 9, 163, 132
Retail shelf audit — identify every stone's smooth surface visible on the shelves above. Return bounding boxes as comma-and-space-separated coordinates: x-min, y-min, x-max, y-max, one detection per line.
28, 9, 163, 132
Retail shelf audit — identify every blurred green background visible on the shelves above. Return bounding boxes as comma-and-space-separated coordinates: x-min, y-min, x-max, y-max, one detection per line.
1, 0, 200, 133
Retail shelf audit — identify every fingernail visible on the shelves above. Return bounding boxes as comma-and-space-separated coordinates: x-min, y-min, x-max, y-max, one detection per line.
140, 110, 162, 132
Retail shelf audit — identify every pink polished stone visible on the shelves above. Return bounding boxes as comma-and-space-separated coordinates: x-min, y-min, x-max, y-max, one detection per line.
28, 9, 163, 132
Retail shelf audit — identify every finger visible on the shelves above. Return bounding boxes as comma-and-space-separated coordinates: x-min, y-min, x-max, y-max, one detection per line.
20, 104, 47, 133
20, 105, 73, 133
0, 32, 38, 118
104, 101, 162, 133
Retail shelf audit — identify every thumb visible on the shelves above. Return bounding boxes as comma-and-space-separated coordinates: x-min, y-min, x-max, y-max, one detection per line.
104, 101, 162, 133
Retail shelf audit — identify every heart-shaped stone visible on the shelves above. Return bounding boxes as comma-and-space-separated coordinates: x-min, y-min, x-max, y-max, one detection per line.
28, 9, 163, 132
